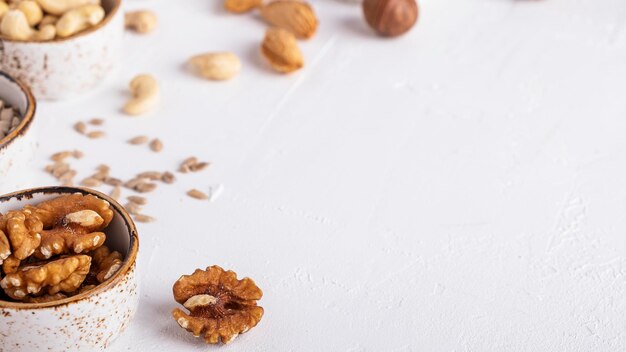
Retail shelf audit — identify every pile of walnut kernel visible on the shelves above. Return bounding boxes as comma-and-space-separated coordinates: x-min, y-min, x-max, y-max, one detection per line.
0, 193, 124, 303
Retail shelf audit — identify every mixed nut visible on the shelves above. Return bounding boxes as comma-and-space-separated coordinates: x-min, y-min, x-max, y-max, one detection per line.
0, 0, 107, 41
0, 193, 124, 302
0, 0, 422, 347
196, 0, 418, 79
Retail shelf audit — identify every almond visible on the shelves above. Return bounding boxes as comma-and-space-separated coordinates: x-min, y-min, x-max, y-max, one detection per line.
261, 27, 304, 73
260, 0, 318, 39
224, 0, 262, 13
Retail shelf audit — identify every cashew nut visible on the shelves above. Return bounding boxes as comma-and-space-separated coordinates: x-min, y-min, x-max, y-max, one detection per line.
0, 2, 9, 18
124, 10, 157, 34
0, 9, 33, 40
17, 1, 43, 26
32, 23, 55, 40
188, 52, 242, 81
123, 74, 160, 116
35, 0, 100, 16
39, 14, 58, 26
56, 4, 104, 38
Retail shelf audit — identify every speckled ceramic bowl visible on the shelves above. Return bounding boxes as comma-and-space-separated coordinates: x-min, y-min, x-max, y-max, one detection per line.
0, 0, 123, 100
0, 72, 36, 195
0, 187, 140, 352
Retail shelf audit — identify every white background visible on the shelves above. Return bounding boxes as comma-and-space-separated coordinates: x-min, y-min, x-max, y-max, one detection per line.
25, 0, 626, 350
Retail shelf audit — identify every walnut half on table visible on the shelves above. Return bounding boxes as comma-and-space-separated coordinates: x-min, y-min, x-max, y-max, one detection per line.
172, 265, 264, 345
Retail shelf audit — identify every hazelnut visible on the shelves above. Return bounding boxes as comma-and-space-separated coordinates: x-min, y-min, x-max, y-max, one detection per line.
362, 0, 418, 37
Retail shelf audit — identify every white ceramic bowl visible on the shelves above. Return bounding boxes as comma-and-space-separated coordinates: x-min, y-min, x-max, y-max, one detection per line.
0, 0, 123, 100
0, 187, 140, 352
0, 72, 36, 195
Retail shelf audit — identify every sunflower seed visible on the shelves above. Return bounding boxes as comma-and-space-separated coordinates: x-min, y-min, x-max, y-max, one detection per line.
58, 170, 77, 182
74, 121, 87, 134
51, 163, 70, 178
161, 171, 175, 184
87, 131, 106, 139
128, 136, 149, 145
104, 177, 123, 186
90, 173, 106, 182
179, 157, 197, 173
135, 182, 157, 193
134, 214, 155, 223
124, 202, 142, 215
89, 118, 104, 125
51, 150, 83, 162
149, 138, 163, 152
97, 164, 110, 173
187, 189, 208, 200
127, 195, 147, 205
124, 177, 145, 189
81, 178, 102, 187
179, 157, 209, 173
137, 171, 162, 180
110, 186, 121, 201
50, 151, 73, 162
190, 162, 210, 172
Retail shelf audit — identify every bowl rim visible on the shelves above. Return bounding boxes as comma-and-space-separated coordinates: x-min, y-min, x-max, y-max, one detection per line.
0, 0, 122, 44
0, 71, 36, 148
0, 186, 139, 310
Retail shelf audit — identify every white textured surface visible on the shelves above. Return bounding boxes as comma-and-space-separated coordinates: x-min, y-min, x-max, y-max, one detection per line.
21, 0, 626, 350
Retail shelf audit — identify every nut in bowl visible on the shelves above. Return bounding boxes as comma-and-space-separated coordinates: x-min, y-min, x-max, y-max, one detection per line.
0, 0, 123, 100
0, 187, 139, 352
0, 71, 36, 194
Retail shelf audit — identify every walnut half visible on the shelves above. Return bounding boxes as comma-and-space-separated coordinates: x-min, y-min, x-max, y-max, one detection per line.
23, 193, 114, 229
90, 245, 123, 283
172, 265, 264, 344
0, 229, 10, 265
0, 255, 91, 300
35, 209, 107, 260
1, 211, 43, 260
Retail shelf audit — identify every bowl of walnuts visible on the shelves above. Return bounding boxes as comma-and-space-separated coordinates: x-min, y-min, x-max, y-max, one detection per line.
0, 186, 139, 352
0, 0, 123, 100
